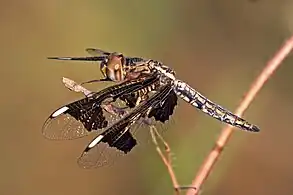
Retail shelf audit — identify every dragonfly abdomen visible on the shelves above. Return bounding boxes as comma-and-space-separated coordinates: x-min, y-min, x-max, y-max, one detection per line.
174, 80, 260, 132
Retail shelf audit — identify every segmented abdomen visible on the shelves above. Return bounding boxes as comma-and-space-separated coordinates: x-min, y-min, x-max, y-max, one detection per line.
173, 80, 260, 132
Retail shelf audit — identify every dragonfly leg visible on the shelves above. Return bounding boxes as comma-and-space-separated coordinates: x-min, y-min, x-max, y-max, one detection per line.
101, 103, 128, 117
80, 78, 111, 85
102, 102, 153, 126
125, 72, 141, 80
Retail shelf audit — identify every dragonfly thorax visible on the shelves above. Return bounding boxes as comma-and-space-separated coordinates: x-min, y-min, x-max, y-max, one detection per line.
146, 60, 176, 80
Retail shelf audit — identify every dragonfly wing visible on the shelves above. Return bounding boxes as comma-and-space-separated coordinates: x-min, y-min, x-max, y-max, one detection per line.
85, 48, 145, 63
47, 56, 105, 61
85, 48, 111, 56
42, 97, 109, 140
77, 84, 173, 168
42, 74, 161, 140
77, 118, 139, 168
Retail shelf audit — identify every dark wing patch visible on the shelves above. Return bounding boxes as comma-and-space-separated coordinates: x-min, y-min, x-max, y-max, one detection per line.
103, 125, 137, 154
65, 100, 108, 131
148, 89, 178, 123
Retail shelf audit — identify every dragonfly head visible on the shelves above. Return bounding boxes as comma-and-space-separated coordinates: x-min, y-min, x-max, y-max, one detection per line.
100, 52, 126, 82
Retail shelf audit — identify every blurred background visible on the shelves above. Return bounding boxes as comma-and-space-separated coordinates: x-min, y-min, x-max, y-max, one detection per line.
1, 0, 292, 194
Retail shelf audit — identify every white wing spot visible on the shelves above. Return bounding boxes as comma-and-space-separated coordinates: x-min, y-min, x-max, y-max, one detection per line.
51, 106, 69, 117
88, 135, 104, 148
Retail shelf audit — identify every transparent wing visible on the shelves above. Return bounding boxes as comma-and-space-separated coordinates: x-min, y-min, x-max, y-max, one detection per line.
77, 84, 174, 168
86, 47, 146, 65
85, 48, 111, 56
47, 48, 109, 62
47, 56, 105, 61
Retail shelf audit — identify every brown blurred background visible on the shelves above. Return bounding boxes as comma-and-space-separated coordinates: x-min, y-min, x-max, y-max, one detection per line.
0, 0, 292, 195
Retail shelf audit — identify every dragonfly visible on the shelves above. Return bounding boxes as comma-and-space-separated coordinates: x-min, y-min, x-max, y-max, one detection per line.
43, 73, 177, 168
43, 48, 260, 168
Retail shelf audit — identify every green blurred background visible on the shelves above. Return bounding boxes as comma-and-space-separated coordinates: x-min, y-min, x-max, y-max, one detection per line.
1, 0, 293, 194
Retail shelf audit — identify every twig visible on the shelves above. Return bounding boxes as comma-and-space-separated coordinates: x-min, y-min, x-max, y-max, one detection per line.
186, 36, 293, 195
62, 77, 92, 96
150, 126, 181, 195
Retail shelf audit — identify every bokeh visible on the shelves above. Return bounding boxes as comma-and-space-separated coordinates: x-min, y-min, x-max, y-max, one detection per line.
0, 0, 292, 195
